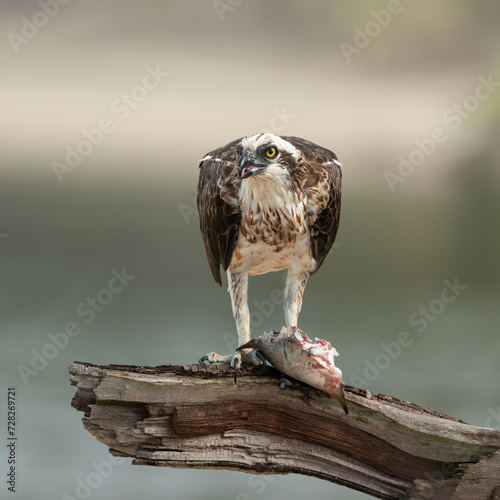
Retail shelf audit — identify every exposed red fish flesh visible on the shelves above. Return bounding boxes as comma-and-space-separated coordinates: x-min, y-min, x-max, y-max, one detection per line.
238, 327, 348, 414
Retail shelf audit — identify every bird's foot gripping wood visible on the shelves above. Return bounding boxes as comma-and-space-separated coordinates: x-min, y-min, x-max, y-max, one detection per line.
198, 348, 263, 383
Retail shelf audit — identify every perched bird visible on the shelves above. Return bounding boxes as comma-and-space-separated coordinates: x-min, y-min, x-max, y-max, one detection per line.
197, 133, 342, 375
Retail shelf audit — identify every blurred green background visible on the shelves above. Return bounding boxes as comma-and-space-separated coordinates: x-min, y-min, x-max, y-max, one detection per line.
1, 1, 500, 499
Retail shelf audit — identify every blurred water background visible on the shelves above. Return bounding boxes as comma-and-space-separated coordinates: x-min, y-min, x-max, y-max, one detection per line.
1, 1, 500, 499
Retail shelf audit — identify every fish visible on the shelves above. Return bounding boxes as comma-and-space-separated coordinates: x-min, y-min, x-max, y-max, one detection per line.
238, 327, 348, 414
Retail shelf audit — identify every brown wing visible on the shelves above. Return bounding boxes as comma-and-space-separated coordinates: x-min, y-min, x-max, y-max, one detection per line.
308, 164, 341, 274
283, 136, 342, 274
197, 139, 242, 286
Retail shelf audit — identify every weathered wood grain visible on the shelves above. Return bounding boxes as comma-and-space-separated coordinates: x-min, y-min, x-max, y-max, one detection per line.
69, 361, 500, 500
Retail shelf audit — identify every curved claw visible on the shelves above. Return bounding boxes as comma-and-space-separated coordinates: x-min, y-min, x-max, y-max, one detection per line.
229, 354, 242, 384
198, 355, 209, 364
254, 350, 267, 375
233, 360, 238, 384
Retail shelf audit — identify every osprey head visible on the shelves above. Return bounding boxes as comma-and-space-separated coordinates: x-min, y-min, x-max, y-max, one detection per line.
236, 133, 300, 179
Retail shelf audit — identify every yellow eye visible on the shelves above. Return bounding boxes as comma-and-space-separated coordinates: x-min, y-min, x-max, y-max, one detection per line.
265, 146, 277, 158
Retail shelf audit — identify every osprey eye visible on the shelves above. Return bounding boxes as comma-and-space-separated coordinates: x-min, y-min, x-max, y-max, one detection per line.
265, 146, 277, 158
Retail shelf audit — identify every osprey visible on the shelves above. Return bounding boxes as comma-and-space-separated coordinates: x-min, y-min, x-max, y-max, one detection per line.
197, 133, 342, 375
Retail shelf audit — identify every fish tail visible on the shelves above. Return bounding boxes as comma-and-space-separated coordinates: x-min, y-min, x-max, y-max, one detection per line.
236, 339, 259, 351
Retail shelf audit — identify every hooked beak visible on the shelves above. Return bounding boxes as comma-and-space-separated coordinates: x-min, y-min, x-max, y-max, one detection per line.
238, 152, 266, 179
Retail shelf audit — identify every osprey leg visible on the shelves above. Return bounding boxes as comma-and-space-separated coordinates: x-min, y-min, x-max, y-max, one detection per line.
227, 270, 251, 347
198, 270, 260, 373
284, 272, 308, 327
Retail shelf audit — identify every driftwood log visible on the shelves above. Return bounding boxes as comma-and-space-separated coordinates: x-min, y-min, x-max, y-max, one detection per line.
69, 361, 500, 500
